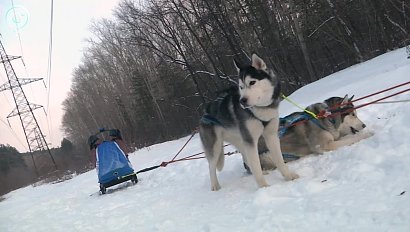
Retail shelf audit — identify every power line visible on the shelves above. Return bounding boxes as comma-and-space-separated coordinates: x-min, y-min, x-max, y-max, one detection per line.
46, 0, 55, 144
46, 0, 54, 111
10, 0, 29, 76
0, 117, 27, 150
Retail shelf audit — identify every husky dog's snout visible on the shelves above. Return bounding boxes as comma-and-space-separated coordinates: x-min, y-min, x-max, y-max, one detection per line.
351, 123, 366, 134
240, 97, 247, 105
350, 127, 359, 134
240, 97, 248, 108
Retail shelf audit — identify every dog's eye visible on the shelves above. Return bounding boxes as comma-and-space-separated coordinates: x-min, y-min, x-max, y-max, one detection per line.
239, 86, 244, 90
249, 81, 256, 86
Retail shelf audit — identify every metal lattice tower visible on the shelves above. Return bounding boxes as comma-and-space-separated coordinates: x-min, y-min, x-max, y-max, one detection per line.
0, 39, 57, 174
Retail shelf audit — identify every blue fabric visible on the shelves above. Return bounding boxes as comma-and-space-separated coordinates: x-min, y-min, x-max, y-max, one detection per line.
279, 112, 312, 138
201, 114, 223, 126
279, 112, 327, 138
96, 141, 134, 184
282, 153, 301, 162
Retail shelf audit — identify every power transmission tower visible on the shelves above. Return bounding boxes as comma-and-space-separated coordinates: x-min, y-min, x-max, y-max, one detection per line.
0, 39, 57, 175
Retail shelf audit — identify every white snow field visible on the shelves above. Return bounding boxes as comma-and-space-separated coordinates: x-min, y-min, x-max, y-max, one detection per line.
1, 48, 409, 232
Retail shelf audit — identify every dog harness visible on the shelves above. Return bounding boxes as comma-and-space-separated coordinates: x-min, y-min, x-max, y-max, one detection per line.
201, 114, 224, 127
279, 112, 326, 138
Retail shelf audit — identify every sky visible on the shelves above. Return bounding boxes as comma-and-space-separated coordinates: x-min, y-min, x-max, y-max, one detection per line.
0, 47, 409, 231
0, 0, 121, 152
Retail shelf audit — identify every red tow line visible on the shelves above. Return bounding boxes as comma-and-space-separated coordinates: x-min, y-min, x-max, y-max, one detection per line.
160, 130, 199, 167
313, 81, 410, 121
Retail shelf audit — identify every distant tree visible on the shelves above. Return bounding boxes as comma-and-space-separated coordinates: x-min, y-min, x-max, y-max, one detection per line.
0, 144, 26, 174
60, 138, 74, 152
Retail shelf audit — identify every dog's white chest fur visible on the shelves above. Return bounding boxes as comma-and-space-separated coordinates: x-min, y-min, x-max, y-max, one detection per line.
249, 107, 278, 122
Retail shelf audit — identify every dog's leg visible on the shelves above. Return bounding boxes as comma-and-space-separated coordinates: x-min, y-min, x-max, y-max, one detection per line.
208, 134, 224, 191
263, 132, 299, 181
239, 143, 269, 188
236, 121, 270, 188
325, 132, 373, 151
208, 159, 221, 191
200, 125, 223, 191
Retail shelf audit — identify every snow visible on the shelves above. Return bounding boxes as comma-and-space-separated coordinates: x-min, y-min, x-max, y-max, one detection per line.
1, 48, 409, 232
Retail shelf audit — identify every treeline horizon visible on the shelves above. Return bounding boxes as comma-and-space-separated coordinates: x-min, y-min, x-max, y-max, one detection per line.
0, 141, 92, 196
61, 0, 409, 150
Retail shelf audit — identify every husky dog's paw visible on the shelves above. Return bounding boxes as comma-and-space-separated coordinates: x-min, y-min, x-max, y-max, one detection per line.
211, 183, 221, 191
359, 130, 374, 140
263, 170, 269, 175
312, 145, 325, 154
284, 172, 299, 181
365, 130, 375, 137
259, 183, 270, 188
256, 178, 270, 188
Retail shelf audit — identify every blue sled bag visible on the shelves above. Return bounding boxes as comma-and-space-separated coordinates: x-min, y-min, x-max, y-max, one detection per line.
96, 141, 134, 184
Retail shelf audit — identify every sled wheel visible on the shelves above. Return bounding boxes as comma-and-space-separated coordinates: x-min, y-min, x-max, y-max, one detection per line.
131, 175, 138, 184
100, 184, 107, 194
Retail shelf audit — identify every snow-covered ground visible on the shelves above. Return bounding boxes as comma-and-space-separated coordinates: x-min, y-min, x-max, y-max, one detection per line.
1, 48, 409, 232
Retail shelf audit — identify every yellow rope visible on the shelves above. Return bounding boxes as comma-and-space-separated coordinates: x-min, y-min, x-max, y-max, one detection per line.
281, 94, 318, 119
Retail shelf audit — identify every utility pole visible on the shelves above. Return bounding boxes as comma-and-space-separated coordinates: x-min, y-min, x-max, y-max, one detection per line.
0, 39, 57, 176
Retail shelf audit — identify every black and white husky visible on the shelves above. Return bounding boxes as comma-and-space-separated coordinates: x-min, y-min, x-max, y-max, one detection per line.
199, 54, 299, 191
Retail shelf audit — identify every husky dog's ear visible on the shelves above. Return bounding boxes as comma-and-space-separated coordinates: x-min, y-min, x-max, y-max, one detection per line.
233, 58, 242, 72
341, 94, 349, 104
349, 95, 355, 102
251, 54, 267, 70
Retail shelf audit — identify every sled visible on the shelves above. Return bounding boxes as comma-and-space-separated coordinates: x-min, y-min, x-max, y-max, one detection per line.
96, 141, 138, 194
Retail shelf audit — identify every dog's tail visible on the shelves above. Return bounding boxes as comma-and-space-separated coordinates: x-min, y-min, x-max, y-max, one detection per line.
216, 149, 225, 171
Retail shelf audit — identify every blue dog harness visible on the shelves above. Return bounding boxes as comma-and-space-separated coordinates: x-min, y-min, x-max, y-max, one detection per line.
279, 112, 326, 138
201, 114, 224, 127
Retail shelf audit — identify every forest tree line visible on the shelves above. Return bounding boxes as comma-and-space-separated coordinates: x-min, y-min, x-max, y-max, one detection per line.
61, 0, 409, 150
0, 141, 91, 196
